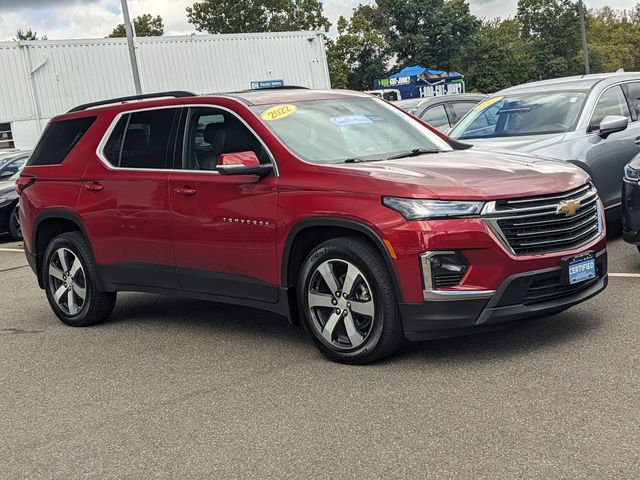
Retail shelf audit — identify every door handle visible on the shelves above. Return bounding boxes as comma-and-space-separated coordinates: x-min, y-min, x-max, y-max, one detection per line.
635, 136, 640, 145
83, 182, 104, 192
174, 186, 197, 197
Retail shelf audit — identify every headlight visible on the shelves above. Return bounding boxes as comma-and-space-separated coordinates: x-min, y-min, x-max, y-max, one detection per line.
624, 164, 639, 182
382, 197, 484, 220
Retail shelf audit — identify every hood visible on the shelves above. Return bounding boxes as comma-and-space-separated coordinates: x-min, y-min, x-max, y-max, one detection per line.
334, 147, 589, 201
459, 133, 565, 153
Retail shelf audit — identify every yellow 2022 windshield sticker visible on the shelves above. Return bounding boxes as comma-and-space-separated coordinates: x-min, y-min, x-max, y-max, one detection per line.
261, 104, 297, 121
473, 96, 503, 111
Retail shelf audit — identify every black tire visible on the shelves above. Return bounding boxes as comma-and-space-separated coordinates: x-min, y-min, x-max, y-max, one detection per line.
297, 237, 404, 364
8, 204, 22, 241
42, 232, 116, 327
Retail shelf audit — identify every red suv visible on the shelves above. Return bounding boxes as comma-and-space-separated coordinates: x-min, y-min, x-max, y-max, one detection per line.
18, 89, 607, 364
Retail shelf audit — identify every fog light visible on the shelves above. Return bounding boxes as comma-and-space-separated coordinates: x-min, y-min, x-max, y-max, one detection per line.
420, 251, 468, 289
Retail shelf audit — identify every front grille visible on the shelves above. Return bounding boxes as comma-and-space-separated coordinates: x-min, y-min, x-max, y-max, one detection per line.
485, 184, 601, 255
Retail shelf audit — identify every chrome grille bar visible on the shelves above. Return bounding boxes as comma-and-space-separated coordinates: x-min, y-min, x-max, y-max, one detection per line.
483, 184, 602, 255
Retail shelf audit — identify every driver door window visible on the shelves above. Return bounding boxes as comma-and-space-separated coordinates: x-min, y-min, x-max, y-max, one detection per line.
420, 105, 450, 131
589, 86, 631, 132
183, 107, 267, 171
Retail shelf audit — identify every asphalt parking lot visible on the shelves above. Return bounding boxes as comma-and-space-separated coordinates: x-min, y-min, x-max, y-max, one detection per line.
1, 235, 638, 479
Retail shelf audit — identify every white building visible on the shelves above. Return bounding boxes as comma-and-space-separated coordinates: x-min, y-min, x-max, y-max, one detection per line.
0, 31, 330, 149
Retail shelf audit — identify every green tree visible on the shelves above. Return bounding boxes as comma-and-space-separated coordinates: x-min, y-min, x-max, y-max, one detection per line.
327, 5, 389, 90
109, 13, 164, 37
458, 18, 535, 93
375, 0, 480, 71
186, 0, 330, 34
516, 0, 582, 78
14, 28, 47, 41
586, 5, 640, 73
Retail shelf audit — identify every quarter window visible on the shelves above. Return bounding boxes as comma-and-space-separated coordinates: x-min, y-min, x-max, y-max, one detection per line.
103, 108, 177, 169
589, 86, 631, 132
28, 116, 96, 166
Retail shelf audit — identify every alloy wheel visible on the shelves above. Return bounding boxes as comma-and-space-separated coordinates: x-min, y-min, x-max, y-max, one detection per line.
48, 248, 87, 316
307, 259, 375, 350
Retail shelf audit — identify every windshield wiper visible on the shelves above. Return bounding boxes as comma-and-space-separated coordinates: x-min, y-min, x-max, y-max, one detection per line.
386, 148, 442, 160
342, 157, 384, 164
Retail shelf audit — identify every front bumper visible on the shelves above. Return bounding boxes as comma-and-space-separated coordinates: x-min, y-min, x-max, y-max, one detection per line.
400, 249, 607, 341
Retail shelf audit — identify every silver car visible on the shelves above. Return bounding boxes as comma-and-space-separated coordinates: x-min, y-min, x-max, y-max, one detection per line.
449, 72, 640, 216
395, 94, 486, 132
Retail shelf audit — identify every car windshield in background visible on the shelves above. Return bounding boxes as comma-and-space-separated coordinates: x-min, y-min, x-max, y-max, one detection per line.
450, 91, 588, 139
251, 98, 451, 164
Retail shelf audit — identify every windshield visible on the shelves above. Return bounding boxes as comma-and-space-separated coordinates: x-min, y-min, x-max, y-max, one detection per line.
250, 97, 451, 164
450, 91, 588, 139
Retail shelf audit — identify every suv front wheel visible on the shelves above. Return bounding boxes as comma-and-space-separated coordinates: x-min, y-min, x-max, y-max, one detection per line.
43, 232, 116, 327
297, 237, 404, 364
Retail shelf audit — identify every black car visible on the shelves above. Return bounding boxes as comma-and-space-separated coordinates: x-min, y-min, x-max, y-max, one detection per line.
0, 150, 31, 240
622, 153, 640, 252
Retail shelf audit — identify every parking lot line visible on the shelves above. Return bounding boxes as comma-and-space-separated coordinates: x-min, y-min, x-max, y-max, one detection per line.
0, 265, 28, 274
0, 248, 23, 252
609, 272, 640, 278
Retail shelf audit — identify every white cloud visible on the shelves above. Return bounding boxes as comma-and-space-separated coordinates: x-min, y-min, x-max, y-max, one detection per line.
1, 0, 639, 42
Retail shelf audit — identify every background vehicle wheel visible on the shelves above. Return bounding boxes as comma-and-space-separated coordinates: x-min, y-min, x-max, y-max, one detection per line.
8, 205, 22, 241
43, 232, 116, 327
297, 237, 404, 364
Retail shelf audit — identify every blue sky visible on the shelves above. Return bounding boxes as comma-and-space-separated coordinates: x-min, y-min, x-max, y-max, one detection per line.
0, 0, 637, 41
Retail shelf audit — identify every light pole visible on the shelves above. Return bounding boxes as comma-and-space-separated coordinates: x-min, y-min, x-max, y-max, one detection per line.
578, 0, 590, 75
121, 0, 142, 94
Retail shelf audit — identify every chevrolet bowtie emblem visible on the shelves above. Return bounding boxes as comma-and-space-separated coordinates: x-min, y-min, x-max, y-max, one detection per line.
556, 200, 580, 217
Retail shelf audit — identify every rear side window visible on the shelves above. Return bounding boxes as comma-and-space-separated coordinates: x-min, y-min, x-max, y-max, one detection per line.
28, 116, 96, 166
102, 108, 177, 169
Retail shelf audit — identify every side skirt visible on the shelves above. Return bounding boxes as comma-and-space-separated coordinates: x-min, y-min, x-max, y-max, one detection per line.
97, 263, 292, 320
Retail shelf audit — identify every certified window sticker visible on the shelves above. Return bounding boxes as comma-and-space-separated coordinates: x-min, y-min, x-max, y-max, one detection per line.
330, 115, 375, 126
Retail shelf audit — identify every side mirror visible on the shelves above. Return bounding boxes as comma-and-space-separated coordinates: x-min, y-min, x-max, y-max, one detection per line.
216, 151, 273, 177
599, 115, 628, 138
0, 171, 12, 179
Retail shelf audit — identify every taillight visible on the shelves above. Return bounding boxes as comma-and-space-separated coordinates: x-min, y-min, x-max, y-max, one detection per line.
16, 175, 36, 195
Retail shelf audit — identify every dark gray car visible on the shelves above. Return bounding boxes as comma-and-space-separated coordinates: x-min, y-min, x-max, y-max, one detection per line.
395, 94, 486, 132
449, 72, 640, 216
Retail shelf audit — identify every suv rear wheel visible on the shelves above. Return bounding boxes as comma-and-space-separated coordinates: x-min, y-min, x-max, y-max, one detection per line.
297, 237, 404, 364
43, 232, 116, 327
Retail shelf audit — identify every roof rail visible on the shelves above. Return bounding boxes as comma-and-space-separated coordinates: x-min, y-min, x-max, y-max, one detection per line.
67, 91, 197, 113
256, 85, 309, 90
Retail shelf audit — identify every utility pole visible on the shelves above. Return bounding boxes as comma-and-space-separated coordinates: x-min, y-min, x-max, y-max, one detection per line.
121, 0, 142, 94
578, 0, 590, 75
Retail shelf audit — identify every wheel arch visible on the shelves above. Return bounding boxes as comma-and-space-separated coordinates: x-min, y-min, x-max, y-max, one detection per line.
281, 218, 404, 324
32, 210, 99, 289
